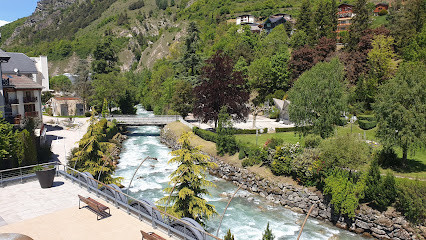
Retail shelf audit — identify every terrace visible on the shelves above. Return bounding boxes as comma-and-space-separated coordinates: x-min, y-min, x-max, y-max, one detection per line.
0, 163, 219, 240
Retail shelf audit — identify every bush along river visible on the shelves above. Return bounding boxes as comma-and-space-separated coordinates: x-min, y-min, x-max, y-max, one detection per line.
113, 107, 408, 240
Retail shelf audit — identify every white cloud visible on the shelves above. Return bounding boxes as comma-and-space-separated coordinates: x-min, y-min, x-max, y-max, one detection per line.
0, 20, 10, 27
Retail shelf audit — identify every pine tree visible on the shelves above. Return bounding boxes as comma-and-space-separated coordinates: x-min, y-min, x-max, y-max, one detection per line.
296, 0, 316, 44
224, 229, 235, 240
181, 22, 201, 76
102, 98, 108, 118
348, 0, 370, 50
158, 132, 218, 225
262, 222, 275, 240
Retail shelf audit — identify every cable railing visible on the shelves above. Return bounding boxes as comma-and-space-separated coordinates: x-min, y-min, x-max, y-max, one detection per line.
0, 162, 222, 240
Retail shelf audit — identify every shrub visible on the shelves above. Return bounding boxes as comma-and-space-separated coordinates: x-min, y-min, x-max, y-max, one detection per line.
217, 135, 238, 156
268, 106, 280, 119
376, 147, 398, 167
358, 115, 375, 121
275, 127, 297, 132
324, 168, 366, 218
358, 120, 377, 130
270, 143, 302, 176
85, 112, 92, 117
320, 134, 372, 170
292, 148, 322, 186
304, 135, 322, 148
337, 117, 348, 126
264, 137, 283, 149
193, 127, 217, 142
129, 0, 145, 10
234, 128, 268, 134
378, 9, 388, 16
238, 148, 246, 160
395, 179, 426, 224
365, 159, 396, 210
242, 157, 261, 167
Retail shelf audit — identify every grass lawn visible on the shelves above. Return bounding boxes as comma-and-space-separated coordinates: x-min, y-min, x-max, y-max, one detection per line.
381, 148, 426, 180
371, 15, 388, 28
235, 131, 304, 146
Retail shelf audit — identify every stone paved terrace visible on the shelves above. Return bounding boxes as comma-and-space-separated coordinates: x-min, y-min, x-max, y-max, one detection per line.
0, 176, 172, 240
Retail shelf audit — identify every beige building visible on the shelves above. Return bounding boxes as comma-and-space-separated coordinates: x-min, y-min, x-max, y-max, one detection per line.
51, 97, 84, 116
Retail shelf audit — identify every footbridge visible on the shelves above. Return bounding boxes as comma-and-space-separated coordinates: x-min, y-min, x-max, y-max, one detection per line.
106, 115, 185, 126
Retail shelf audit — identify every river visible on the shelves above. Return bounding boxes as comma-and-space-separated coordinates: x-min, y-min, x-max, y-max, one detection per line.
114, 107, 363, 240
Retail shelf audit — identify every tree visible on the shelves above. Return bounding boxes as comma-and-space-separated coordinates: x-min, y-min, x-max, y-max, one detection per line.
262, 222, 275, 240
74, 59, 93, 113
181, 22, 201, 76
367, 35, 397, 84
49, 75, 72, 92
296, 0, 315, 44
171, 80, 194, 118
158, 132, 217, 225
193, 51, 250, 127
0, 115, 19, 170
92, 72, 128, 110
288, 59, 346, 138
118, 90, 137, 114
17, 129, 38, 167
373, 62, 426, 164
348, 0, 370, 50
224, 229, 234, 240
216, 106, 238, 156
102, 98, 109, 118
91, 34, 119, 74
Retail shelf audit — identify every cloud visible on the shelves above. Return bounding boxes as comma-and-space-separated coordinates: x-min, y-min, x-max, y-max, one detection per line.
0, 20, 10, 27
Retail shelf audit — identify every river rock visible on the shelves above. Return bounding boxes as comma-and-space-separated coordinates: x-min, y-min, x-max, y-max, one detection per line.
371, 227, 386, 235
356, 219, 370, 230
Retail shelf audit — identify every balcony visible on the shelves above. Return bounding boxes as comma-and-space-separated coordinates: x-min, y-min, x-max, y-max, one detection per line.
23, 96, 38, 103
24, 111, 39, 117
7, 98, 19, 104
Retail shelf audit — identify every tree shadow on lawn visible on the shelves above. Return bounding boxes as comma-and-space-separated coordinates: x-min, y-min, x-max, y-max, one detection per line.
381, 158, 426, 174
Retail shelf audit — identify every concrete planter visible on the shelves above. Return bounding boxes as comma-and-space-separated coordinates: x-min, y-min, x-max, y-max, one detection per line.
35, 167, 56, 188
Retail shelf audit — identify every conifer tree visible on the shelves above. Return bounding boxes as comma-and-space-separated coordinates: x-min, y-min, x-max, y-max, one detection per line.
224, 229, 235, 240
348, 0, 370, 50
296, 0, 315, 44
158, 132, 218, 225
102, 98, 108, 118
262, 222, 275, 240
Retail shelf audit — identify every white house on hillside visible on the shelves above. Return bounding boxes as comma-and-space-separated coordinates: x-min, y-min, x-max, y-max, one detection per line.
236, 14, 255, 25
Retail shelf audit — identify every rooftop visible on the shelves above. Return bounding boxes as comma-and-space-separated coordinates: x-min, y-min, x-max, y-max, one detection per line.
2, 52, 38, 74
2, 74, 43, 89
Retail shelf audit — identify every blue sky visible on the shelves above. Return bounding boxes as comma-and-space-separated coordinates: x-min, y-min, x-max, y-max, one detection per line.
0, 0, 38, 23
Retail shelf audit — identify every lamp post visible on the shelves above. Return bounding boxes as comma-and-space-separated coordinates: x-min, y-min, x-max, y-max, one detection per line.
126, 156, 157, 194
0, 49, 11, 115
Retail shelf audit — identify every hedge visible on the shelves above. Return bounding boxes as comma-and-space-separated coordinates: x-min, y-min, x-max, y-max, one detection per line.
192, 127, 218, 142
337, 117, 348, 126
358, 120, 377, 130
234, 128, 268, 134
275, 127, 298, 132
358, 115, 376, 122
395, 178, 426, 224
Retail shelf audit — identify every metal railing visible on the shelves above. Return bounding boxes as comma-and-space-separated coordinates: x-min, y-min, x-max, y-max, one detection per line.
0, 163, 222, 240
0, 162, 55, 187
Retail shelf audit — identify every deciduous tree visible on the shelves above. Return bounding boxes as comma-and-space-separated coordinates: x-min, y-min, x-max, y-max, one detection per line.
373, 62, 426, 164
193, 51, 249, 127
288, 59, 346, 138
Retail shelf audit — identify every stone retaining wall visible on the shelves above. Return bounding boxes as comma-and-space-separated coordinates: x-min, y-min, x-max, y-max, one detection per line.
160, 129, 424, 240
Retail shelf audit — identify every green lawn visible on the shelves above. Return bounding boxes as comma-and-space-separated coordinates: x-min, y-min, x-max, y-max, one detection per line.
371, 15, 388, 28
235, 131, 304, 147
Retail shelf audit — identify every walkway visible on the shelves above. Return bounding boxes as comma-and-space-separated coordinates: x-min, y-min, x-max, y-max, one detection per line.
0, 176, 171, 240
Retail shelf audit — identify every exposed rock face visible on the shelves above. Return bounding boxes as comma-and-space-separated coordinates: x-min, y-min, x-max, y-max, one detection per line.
4, 0, 77, 45
160, 128, 425, 240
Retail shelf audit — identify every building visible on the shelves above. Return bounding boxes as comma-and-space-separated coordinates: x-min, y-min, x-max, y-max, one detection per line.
2, 74, 43, 125
374, 3, 389, 16
273, 98, 291, 124
337, 4, 355, 34
51, 97, 84, 116
2, 52, 49, 91
263, 15, 286, 33
236, 14, 255, 25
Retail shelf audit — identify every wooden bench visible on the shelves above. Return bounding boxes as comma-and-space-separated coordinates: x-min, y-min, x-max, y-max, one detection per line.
140, 230, 166, 240
78, 195, 110, 220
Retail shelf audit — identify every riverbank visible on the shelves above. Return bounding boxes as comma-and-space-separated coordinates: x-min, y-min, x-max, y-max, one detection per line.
161, 121, 425, 240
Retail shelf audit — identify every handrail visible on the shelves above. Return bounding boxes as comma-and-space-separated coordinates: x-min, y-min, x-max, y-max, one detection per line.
0, 162, 53, 173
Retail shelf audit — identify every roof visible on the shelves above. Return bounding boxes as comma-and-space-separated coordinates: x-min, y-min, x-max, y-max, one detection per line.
265, 16, 285, 25
375, 3, 389, 7
53, 97, 82, 101
237, 14, 253, 17
338, 3, 353, 7
0, 49, 11, 62
2, 52, 38, 74
2, 74, 43, 89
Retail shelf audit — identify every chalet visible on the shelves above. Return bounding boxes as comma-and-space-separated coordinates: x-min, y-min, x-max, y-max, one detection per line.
51, 97, 84, 116
374, 3, 389, 16
337, 4, 355, 34
263, 15, 286, 33
272, 13, 292, 21
273, 98, 291, 124
236, 14, 255, 25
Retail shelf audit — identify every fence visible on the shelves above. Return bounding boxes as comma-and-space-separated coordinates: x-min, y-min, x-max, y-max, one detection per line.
0, 163, 222, 240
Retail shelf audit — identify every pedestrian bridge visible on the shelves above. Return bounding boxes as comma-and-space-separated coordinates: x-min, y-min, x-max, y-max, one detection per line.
106, 115, 184, 126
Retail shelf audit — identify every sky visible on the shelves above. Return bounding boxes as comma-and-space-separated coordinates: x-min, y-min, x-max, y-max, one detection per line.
0, 0, 38, 25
